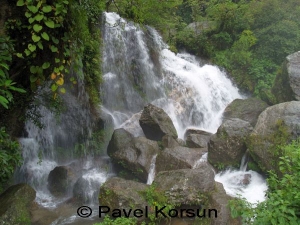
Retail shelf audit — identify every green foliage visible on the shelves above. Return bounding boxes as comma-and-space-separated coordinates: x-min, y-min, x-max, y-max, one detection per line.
230, 139, 300, 225
174, 0, 300, 101
94, 216, 141, 225
0, 36, 26, 109
0, 127, 22, 192
13, 0, 71, 95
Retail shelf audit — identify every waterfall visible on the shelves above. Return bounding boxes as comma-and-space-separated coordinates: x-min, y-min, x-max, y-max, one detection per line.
215, 153, 267, 204
147, 154, 157, 185
101, 12, 242, 139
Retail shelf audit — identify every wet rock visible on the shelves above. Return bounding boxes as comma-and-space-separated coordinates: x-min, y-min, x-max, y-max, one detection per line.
248, 101, 300, 173
139, 104, 178, 141
209, 182, 242, 225
0, 183, 36, 225
208, 118, 253, 170
153, 163, 215, 205
156, 146, 207, 173
107, 129, 160, 182
184, 129, 212, 148
162, 135, 179, 149
272, 51, 300, 102
223, 98, 269, 127
48, 166, 76, 197
99, 177, 148, 219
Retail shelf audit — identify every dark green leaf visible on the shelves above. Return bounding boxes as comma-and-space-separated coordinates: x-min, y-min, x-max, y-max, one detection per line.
45, 20, 55, 28
33, 24, 43, 32
41, 32, 49, 41
42, 5, 52, 13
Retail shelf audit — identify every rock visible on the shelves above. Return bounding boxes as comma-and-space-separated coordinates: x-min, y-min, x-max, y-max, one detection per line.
155, 146, 207, 173
209, 182, 242, 225
208, 118, 253, 169
248, 101, 300, 173
99, 177, 148, 219
107, 129, 160, 182
153, 164, 215, 205
161, 135, 179, 149
48, 166, 76, 197
139, 104, 178, 141
272, 51, 300, 102
107, 128, 134, 156
0, 183, 36, 225
223, 98, 269, 127
184, 129, 213, 148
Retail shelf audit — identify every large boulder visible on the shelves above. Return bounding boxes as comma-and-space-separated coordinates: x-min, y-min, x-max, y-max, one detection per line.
107, 129, 160, 182
222, 98, 269, 127
155, 146, 207, 173
209, 182, 242, 225
99, 177, 148, 219
248, 101, 300, 173
184, 129, 213, 148
139, 104, 178, 141
153, 164, 215, 205
272, 51, 300, 103
0, 183, 36, 225
47, 166, 76, 197
208, 118, 253, 170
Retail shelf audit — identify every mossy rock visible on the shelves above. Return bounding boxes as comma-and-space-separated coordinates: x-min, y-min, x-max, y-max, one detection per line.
0, 183, 36, 225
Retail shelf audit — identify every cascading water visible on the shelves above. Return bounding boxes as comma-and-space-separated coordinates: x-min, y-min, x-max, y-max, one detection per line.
15, 11, 267, 224
101, 12, 241, 139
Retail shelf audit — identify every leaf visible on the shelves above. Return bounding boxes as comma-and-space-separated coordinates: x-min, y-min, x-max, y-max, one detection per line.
42, 5, 52, 13
56, 77, 64, 86
32, 34, 41, 42
45, 20, 55, 28
41, 32, 49, 41
28, 44, 36, 52
34, 14, 44, 22
16, 53, 23, 58
30, 75, 38, 82
51, 83, 58, 91
25, 12, 32, 18
37, 41, 43, 50
30, 66, 37, 74
27, 5, 38, 14
50, 73, 56, 80
52, 37, 59, 44
59, 87, 66, 94
17, 0, 25, 6
55, 58, 60, 63
42, 62, 50, 69
33, 24, 43, 32
50, 45, 58, 53
28, 17, 35, 24
24, 49, 31, 56
0, 96, 9, 109
8, 86, 26, 93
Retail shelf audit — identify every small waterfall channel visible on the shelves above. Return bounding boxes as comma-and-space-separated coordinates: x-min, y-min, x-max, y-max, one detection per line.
15, 11, 267, 224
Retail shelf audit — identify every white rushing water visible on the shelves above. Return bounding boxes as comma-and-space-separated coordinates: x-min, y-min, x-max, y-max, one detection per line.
102, 12, 241, 139
16, 11, 267, 224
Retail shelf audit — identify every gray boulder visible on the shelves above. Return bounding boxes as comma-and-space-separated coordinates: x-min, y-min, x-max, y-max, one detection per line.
107, 129, 160, 182
209, 182, 242, 225
48, 166, 76, 197
0, 183, 36, 225
223, 98, 269, 127
248, 101, 300, 173
139, 104, 178, 141
156, 146, 207, 173
153, 164, 215, 205
99, 177, 148, 219
161, 135, 180, 149
184, 129, 213, 148
272, 51, 300, 103
208, 118, 253, 169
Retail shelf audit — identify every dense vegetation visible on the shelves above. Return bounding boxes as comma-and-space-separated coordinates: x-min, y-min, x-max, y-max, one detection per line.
0, 0, 300, 223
